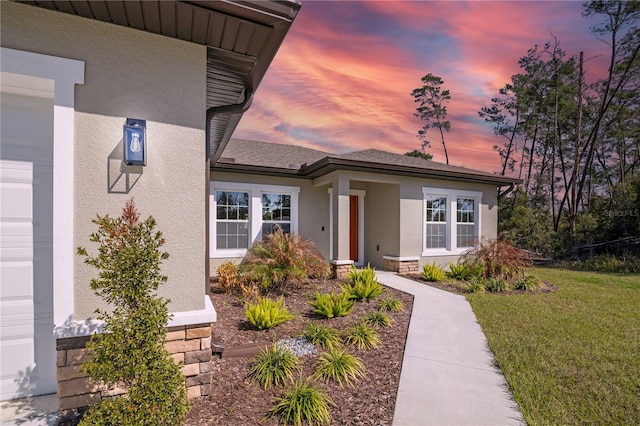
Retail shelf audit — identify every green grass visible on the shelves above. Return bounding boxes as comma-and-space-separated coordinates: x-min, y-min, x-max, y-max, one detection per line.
467, 268, 640, 425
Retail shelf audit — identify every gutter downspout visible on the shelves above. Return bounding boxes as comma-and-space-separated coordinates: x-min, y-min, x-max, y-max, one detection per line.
204, 88, 253, 292
498, 183, 516, 200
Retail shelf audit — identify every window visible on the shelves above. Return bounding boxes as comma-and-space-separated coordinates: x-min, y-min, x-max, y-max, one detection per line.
210, 182, 299, 257
425, 195, 447, 248
215, 191, 249, 249
422, 188, 482, 255
262, 193, 291, 236
456, 198, 476, 247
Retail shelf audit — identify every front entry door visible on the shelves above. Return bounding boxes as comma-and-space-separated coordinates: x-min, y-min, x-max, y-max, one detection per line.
349, 195, 358, 262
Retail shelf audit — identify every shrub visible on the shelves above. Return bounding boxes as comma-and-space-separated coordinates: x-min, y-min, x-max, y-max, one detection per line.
461, 235, 533, 280
466, 277, 486, 294
378, 297, 405, 312
446, 262, 481, 281
310, 291, 355, 319
342, 264, 384, 302
313, 348, 365, 388
514, 273, 543, 291
246, 297, 294, 330
250, 345, 300, 390
239, 226, 330, 289
422, 262, 447, 282
216, 261, 243, 293
485, 277, 511, 293
302, 324, 342, 349
76, 199, 189, 426
269, 379, 334, 426
344, 322, 381, 350
362, 311, 393, 328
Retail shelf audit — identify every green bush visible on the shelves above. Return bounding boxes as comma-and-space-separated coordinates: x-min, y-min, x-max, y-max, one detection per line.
514, 273, 543, 291
250, 345, 300, 390
239, 226, 330, 289
422, 262, 447, 282
378, 297, 405, 312
570, 254, 640, 274
344, 322, 381, 350
310, 291, 355, 319
485, 277, 511, 293
313, 348, 365, 388
76, 199, 189, 426
362, 311, 393, 328
466, 277, 486, 294
302, 324, 342, 349
447, 261, 479, 280
269, 379, 334, 426
342, 264, 384, 302
246, 297, 294, 330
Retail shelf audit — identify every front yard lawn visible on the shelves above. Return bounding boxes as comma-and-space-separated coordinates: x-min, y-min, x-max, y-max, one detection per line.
467, 267, 640, 425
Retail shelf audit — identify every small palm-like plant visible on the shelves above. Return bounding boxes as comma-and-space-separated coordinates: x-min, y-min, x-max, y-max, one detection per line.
422, 262, 446, 282
302, 324, 342, 349
378, 297, 404, 312
269, 378, 334, 426
239, 226, 330, 289
342, 264, 383, 302
514, 272, 542, 291
249, 345, 300, 390
246, 297, 294, 330
313, 348, 365, 388
446, 262, 472, 280
362, 311, 393, 328
310, 291, 355, 319
485, 277, 511, 292
466, 277, 486, 294
344, 322, 380, 350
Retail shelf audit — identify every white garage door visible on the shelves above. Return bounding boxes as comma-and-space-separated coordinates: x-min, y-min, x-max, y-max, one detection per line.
0, 90, 56, 400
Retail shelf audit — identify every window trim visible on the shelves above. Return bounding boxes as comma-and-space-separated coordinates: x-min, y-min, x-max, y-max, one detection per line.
210, 181, 300, 258
422, 187, 482, 256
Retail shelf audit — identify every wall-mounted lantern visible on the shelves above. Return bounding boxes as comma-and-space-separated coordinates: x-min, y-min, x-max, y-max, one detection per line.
123, 118, 146, 166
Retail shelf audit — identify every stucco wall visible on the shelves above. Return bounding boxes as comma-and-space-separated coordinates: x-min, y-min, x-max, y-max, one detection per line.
364, 182, 400, 269
2, 2, 207, 318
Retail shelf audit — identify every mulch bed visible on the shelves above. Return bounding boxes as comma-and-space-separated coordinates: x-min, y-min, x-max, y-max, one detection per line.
184, 278, 413, 425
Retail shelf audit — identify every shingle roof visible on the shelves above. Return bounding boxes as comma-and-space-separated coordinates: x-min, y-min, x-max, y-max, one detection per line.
214, 139, 520, 185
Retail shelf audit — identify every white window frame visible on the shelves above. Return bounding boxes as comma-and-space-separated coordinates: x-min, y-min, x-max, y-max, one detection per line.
422, 187, 482, 256
210, 181, 300, 258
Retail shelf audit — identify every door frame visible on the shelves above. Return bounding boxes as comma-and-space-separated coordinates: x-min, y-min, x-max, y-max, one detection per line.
328, 188, 365, 266
1, 48, 84, 340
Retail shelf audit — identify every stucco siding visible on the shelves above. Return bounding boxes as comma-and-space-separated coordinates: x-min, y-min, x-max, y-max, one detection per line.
2, 2, 207, 318
365, 183, 400, 269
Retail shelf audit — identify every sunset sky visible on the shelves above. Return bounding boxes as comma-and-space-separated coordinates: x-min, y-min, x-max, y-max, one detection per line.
234, 0, 610, 174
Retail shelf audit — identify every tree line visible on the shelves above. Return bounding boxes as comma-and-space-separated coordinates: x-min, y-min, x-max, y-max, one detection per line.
411, 1, 639, 258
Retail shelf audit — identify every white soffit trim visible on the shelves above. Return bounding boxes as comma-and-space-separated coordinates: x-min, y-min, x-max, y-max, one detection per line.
1, 47, 85, 328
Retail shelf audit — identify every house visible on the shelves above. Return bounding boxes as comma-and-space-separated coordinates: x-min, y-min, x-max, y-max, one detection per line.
210, 139, 519, 276
0, 0, 300, 415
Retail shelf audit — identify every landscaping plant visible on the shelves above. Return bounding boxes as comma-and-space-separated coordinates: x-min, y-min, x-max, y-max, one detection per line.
313, 348, 366, 388
239, 226, 330, 289
344, 322, 381, 350
422, 262, 447, 282
269, 378, 335, 426
76, 199, 189, 426
302, 324, 342, 349
309, 291, 355, 318
342, 264, 384, 302
246, 297, 294, 330
250, 345, 300, 390
362, 311, 393, 328
378, 297, 405, 312
461, 234, 532, 280
216, 261, 243, 293
514, 272, 543, 291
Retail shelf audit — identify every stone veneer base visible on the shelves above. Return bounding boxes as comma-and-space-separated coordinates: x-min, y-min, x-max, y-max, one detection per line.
56, 323, 212, 417
383, 257, 419, 274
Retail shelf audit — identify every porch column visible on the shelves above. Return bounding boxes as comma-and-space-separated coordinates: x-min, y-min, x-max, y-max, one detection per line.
330, 174, 353, 277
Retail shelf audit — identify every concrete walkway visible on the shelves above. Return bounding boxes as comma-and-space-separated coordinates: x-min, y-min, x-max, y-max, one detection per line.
376, 271, 525, 426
